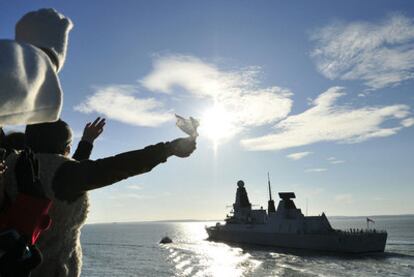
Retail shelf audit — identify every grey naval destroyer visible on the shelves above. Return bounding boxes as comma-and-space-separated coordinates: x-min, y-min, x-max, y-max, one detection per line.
206, 178, 387, 253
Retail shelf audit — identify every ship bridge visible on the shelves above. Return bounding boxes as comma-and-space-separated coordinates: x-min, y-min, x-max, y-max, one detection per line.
228, 180, 267, 224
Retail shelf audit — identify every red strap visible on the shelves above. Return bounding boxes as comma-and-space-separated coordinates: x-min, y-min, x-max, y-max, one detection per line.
2, 194, 52, 244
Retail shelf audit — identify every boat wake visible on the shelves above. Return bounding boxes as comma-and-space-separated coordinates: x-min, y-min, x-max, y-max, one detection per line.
163, 241, 261, 277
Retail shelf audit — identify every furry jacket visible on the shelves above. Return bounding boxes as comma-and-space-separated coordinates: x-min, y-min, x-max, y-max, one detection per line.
4, 142, 170, 277
5, 153, 88, 277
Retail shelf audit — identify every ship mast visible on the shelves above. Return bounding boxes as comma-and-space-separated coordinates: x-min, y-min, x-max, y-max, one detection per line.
267, 172, 276, 213
268, 172, 272, 201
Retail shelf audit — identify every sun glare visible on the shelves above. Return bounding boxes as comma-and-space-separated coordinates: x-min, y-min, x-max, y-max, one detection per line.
200, 105, 236, 148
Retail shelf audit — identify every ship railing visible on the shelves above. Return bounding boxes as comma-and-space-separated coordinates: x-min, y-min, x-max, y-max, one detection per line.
334, 228, 387, 235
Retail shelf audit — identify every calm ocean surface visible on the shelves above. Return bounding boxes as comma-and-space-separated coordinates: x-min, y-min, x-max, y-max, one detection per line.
80, 215, 414, 277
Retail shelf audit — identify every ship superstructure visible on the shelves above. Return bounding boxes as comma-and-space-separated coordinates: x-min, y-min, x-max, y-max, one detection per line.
206, 179, 387, 253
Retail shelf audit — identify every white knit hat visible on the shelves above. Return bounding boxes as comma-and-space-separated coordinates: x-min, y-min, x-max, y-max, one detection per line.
15, 8, 73, 72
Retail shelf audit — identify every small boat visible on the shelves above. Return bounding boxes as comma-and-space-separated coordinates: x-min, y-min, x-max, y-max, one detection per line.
160, 236, 173, 244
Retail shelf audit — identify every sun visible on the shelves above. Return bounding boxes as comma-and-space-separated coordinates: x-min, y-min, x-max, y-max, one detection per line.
200, 105, 236, 148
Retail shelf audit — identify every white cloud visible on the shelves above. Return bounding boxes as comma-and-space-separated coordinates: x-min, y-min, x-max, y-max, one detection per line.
334, 194, 353, 204
74, 85, 173, 127
75, 55, 293, 140
305, 168, 327, 173
241, 87, 411, 151
327, 157, 345, 164
127, 184, 143, 190
141, 55, 293, 138
108, 193, 154, 200
286, 151, 312, 160
311, 14, 414, 90
401, 117, 414, 127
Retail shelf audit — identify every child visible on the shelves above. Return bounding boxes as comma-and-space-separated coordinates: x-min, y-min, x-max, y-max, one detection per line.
0, 117, 104, 276
5, 119, 196, 277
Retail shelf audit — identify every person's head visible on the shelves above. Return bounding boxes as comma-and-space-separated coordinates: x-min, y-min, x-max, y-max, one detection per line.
25, 119, 72, 156
3, 132, 26, 151
15, 8, 73, 72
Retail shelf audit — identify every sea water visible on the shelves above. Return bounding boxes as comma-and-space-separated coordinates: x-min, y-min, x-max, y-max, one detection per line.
80, 215, 414, 276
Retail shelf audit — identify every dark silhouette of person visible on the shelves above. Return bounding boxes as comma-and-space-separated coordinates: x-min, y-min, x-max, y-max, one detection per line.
0, 117, 104, 276
4, 119, 196, 277
3, 132, 26, 153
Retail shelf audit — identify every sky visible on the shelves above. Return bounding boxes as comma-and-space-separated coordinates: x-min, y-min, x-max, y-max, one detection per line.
1, 0, 414, 223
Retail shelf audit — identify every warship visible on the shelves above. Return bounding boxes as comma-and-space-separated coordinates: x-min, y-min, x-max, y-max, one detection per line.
206, 177, 387, 253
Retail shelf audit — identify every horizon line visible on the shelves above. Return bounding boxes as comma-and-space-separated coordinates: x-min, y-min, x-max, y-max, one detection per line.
86, 213, 414, 225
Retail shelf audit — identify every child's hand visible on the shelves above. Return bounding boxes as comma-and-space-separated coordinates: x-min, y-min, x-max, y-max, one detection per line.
81, 117, 105, 144
167, 137, 197, 158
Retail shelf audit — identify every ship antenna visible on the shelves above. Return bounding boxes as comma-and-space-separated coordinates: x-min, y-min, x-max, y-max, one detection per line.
306, 198, 308, 216
268, 172, 272, 201
267, 172, 276, 213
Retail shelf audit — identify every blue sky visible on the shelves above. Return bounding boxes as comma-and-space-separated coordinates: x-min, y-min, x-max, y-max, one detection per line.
1, 1, 414, 222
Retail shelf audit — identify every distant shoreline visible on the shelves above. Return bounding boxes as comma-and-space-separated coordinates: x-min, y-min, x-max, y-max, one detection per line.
86, 214, 414, 225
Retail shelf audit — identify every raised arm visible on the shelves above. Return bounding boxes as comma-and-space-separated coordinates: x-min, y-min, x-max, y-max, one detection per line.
72, 117, 105, 161
53, 138, 196, 202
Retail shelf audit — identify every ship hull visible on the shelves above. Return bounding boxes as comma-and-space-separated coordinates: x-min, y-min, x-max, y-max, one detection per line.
206, 226, 387, 253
